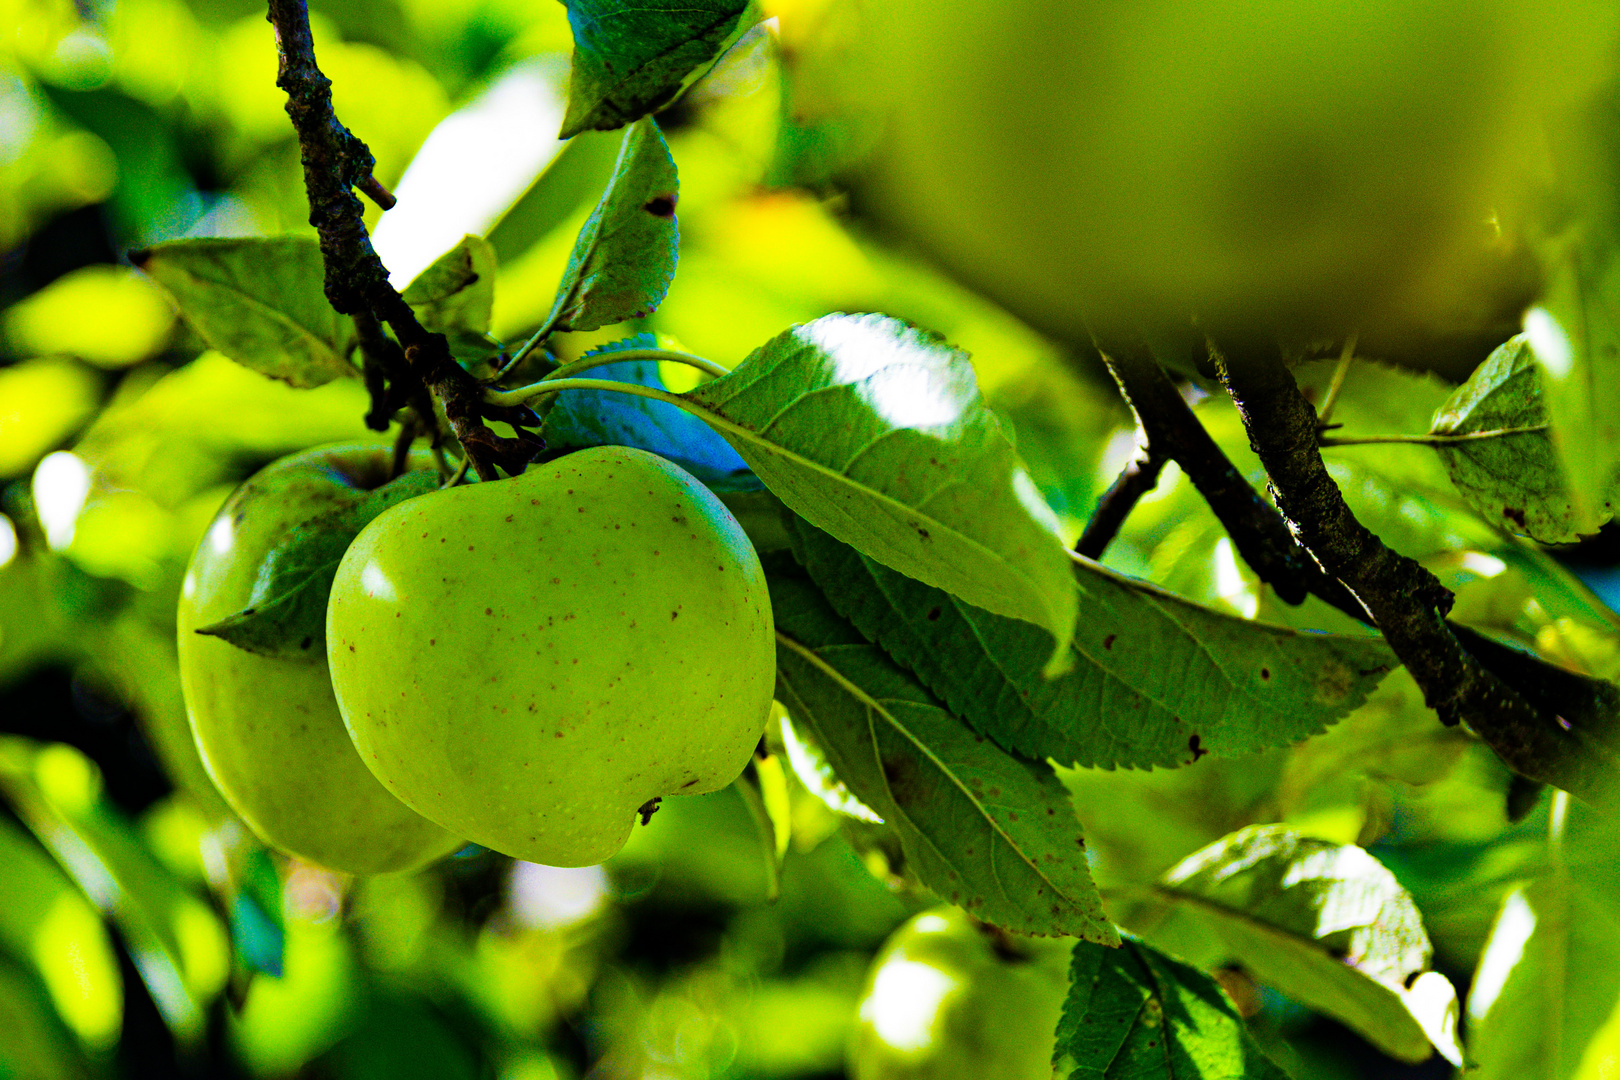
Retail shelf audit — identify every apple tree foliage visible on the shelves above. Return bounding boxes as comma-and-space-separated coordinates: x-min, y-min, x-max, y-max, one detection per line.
4, 1, 1620, 1078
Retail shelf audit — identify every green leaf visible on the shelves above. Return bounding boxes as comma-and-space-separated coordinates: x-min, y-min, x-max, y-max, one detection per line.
687, 313, 1078, 672
0, 739, 228, 1044
0, 957, 92, 1080
1430, 335, 1599, 543
1152, 825, 1461, 1065
1055, 937, 1289, 1080
133, 238, 355, 388
0, 815, 122, 1052
1467, 801, 1620, 1080
1526, 237, 1620, 538
560, 0, 755, 137
788, 516, 1393, 769
768, 560, 1115, 942
545, 118, 679, 334
401, 234, 497, 335
776, 709, 884, 823
196, 468, 440, 659
541, 335, 758, 489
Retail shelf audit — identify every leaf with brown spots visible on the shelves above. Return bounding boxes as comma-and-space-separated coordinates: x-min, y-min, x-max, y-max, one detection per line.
544, 118, 678, 334
787, 517, 1393, 770
768, 564, 1114, 943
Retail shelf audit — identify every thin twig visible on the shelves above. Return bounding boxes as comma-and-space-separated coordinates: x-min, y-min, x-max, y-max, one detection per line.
1075, 447, 1167, 561
266, 0, 542, 480
1315, 334, 1357, 429
1320, 425, 1548, 448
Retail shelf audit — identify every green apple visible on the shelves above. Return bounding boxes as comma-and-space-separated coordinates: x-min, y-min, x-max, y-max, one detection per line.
797, 0, 1619, 340
178, 445, 463, 874
850, 906, 1073, 1080
325, 445, 776, 867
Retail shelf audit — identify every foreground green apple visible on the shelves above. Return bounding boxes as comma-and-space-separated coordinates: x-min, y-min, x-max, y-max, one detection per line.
178, 445, 462, 874
796, 0, 1619, 340
850, 907, 1072, 1080
326, 445, 775, 867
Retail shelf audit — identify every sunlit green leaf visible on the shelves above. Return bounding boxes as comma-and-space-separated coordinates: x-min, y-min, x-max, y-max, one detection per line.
0, 739, 228, 1043
1468, 801, 1620, 1080
1431, 335, 1597, 543
768, 560, 1114, 942
0, 814, 121, 1052
789, 517, 1392, 769
134, 238, 356, 388
1055, 937, 1288, 1079
1152, 825, 1460, 1065
688, 313, 1077, 671
560, 0, 755, 137
0, 957, 92, 1080
546, 118, 679, 334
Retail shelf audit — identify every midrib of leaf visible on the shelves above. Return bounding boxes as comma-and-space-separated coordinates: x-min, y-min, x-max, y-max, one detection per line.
775, 630, 1077, 903
530, 376, 1056, 617
170, 264, 343, 364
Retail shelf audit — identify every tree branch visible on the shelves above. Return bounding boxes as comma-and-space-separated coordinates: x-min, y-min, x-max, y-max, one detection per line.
266, 0, 542, 480
1211, 339, 1619, 807
1093, 336, 1335, 607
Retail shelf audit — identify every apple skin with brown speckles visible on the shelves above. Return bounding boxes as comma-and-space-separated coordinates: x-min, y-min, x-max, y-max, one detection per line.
326, 446, 776, 867
178, 444, 463, 874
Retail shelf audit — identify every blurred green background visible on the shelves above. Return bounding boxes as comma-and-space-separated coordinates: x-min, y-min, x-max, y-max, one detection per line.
4, 0, 1620, 1077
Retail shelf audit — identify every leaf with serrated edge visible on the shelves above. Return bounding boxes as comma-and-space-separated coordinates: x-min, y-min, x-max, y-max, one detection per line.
402, 234, 496, 335
1431, 334, 1603, 543
197, 470, 440, 658
1055, 938, 1289, 1080
688, 313, 1077, 671
133, 238, 355, 388
560, 0, 754, 137
788, 516, 1391, 769
1154, 824, 1460, 1065
768, 563, 1113, 942
546, 118, 678, 333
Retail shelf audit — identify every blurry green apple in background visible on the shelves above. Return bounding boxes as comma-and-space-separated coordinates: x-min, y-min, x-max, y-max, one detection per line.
178, 445, 463, 875
791, 0, 1620, 346
849, 906, 1073, 1080
326, 446, 776, 868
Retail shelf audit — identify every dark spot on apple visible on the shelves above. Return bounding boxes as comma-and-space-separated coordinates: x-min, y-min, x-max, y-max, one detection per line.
1103, 634, 1116, 650
485, 608, 492, 615
505, 515, 513, 522
671, 611, 679, 620
644, 193, 676, 217
918, 527, 931, 540
1503, 505, 1527, 528
1260, 667, 1271, 680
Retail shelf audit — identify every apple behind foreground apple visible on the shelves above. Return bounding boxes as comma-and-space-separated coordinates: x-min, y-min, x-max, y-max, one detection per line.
178, 444, 463, 875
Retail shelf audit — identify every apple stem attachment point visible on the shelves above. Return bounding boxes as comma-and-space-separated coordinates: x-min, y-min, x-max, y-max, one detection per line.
637, 797, 662, 826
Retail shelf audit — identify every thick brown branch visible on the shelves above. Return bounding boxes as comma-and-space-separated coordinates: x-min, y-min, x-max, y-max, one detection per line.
266, 0, 541, 481
1213, 340, 1618, 807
